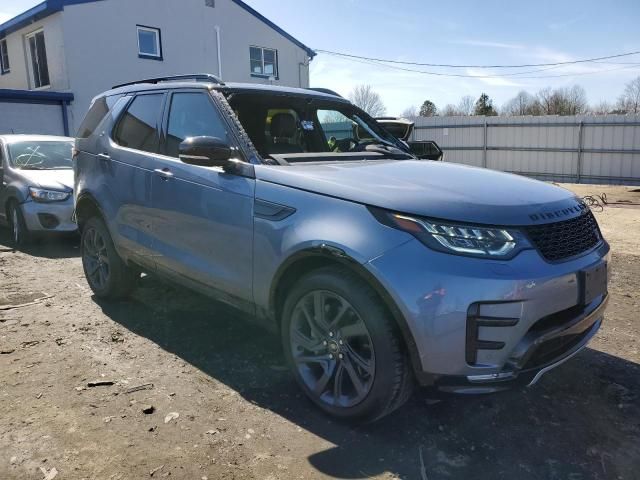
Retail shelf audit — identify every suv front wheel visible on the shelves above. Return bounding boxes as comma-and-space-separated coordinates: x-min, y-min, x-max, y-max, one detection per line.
282, 266, 413, 422
81, 216, 138, 299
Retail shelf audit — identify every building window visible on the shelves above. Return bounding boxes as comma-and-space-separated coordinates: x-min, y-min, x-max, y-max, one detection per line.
250, 46, 278, 78
0, 39, 9, 74
26, 30, 49, 88
137, 25, 162, 60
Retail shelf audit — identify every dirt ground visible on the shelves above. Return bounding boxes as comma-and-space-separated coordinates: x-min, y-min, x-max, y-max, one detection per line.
1, 183, 639, 480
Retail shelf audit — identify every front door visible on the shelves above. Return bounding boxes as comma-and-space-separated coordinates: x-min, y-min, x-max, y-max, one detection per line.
151, 90, 255, 309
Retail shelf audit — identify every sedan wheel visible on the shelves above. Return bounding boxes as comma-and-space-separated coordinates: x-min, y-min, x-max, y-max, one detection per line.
9, 203, 30, 247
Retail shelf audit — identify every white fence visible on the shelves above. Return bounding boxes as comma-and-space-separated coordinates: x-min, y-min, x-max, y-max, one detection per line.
410, 115, 640, 185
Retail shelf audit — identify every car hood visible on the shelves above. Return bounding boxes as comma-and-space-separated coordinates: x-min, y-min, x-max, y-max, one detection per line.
16, 169, 74, 191
255, 160, 585, 226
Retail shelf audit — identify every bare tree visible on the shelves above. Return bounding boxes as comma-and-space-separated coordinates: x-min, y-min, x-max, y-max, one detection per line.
535, 85, 587, 115
348, 85, 387, 117
457, 95, 475, 116
617, 76, 640, 114
536, 87, 555, 115
440, 104, 460, 116
565, 85, 588, 115
400, 105, 419, 120
502, 91, 539, 116
590, 100, 613, 115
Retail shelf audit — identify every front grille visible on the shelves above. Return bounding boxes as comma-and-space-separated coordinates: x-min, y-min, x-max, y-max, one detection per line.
525, 211, 601, 262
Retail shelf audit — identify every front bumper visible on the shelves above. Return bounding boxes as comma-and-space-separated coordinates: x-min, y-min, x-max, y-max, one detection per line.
366, 238, 610, 388
21, 198, 77, 233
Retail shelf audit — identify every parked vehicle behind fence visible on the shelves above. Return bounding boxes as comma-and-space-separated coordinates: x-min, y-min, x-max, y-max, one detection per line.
73, 74, 609, 422
0, 135, 76, 247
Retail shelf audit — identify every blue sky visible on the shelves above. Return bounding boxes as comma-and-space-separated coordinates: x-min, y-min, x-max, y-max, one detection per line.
2, 0, 640, 114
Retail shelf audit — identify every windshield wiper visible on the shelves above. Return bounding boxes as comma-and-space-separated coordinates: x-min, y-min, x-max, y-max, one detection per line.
18, 166, 47, 170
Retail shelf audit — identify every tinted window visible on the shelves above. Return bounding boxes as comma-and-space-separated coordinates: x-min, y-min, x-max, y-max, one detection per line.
165, 93, 229, 158
77, 95, 120, 138
113, 94, 163, 153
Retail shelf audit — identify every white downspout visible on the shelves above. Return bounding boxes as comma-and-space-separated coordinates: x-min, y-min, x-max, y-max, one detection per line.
214, 25, 222, 79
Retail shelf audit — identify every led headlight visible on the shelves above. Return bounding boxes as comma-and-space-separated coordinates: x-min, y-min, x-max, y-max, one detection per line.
370, 208, 531, 259
28, 187, 71, 203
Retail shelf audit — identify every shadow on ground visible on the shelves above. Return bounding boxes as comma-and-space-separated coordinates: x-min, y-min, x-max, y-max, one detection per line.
98, 275, 640, 480
0, 228, 79, 259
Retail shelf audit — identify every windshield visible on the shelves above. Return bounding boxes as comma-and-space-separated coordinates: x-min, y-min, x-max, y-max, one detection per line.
8, 141, 74, 170
229, 94, 410, 161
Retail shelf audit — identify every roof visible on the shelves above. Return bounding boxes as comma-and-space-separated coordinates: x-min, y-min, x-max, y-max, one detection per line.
0, 0, 315, 57
0, 88, 74, 104
105, 79, 349, 103
0, 134, 73, 143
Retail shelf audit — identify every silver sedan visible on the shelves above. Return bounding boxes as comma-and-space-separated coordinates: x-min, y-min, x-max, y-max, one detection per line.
0, 135, 77, 247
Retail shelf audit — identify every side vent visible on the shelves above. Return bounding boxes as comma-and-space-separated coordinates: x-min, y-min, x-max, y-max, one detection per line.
466, 303, 519, 364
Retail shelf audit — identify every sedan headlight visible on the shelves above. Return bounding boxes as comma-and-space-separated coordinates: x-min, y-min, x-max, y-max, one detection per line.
370, 208, 531, 259
28, 187, 71, 203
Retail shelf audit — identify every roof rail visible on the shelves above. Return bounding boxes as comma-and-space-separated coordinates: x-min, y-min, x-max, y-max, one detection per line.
306, 87, 343, 98
112, 74, 225, 89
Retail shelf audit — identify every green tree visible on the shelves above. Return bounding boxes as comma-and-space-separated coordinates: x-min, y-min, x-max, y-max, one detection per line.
419, 100, 437, 117
474, 93, 497, 116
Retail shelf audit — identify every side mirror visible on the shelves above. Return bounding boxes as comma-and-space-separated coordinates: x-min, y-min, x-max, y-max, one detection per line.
178, 136, 233, 167
408, 141, 443, 161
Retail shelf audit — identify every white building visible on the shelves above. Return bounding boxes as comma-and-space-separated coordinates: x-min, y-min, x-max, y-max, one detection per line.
0, 0, 315, 134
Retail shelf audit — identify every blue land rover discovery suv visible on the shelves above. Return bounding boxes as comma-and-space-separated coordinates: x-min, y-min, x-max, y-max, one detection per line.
74, 74, 609, 422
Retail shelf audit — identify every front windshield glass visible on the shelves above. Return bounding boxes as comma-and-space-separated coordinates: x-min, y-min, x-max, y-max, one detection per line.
230, 94, 409, 161
8, 141, 73, 170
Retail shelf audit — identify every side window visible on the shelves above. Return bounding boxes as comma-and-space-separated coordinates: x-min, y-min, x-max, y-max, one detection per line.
165, 92, 229, 158
317, 110, 356, 151
77, 95, 121, 138
113, 94, 164, 153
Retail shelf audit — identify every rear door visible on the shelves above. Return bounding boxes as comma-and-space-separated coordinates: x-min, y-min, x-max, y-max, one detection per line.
151, 89, 255, 310
103, 92, 167, 267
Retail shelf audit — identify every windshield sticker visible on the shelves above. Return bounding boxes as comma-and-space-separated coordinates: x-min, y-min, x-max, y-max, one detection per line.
301, 121, 315, 131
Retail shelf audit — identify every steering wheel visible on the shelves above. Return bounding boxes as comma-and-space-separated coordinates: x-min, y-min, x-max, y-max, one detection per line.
350, 140, 385, 152
332, 138, 358, 152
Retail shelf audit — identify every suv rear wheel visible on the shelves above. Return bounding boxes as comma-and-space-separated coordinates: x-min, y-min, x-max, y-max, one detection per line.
282, 266, 413, 422
81, 216, 138, 299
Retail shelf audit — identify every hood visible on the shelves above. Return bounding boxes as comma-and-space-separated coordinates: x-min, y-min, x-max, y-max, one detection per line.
15, 169, 74, 191
255, 160, 584, 226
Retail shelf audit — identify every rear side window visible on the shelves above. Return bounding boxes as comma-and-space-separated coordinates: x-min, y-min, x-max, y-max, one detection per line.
77, 95, 120, 138
113, 94, 163, 153
165, 92, 229, 158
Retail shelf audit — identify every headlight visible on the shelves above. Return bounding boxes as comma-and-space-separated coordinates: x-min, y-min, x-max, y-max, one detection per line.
28, 187, 71, 203
370, 208, 531, 259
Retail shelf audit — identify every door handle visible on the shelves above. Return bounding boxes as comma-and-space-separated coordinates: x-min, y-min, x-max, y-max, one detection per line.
154, 168, 174, 180
97, 153, 111, 162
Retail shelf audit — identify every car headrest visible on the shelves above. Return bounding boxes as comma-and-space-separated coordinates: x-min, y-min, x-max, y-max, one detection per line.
270, 113, 297, 138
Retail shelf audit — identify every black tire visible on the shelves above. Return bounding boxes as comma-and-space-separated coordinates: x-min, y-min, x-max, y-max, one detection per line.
81, 216, 138, 299
282, 266, 414, 422
8, 201, 30, 248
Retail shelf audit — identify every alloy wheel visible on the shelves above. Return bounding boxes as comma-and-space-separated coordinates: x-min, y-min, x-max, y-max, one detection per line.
290, 290, 376, 408
83, 227, 111, 290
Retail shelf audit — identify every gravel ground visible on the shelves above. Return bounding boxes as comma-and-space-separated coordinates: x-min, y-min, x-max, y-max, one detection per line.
0, 183, 639, 480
